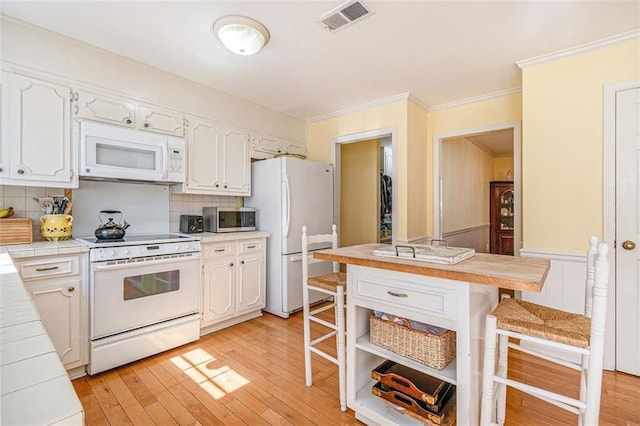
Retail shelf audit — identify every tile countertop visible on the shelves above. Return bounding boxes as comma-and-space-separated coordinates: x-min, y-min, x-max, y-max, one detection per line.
196, 231, 270, 243
0, 253, 84, 425
0, 239, 89, 259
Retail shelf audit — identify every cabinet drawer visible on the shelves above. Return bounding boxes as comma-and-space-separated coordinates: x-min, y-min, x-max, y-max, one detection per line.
203, 242, 235, 259
354, 273, 457, 321
17, 256, 80, 281
239, 239, 265, 254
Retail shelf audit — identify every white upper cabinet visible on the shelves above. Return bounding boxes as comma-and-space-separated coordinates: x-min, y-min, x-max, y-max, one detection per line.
220, 126, 250, 194
250, 132, 307, 159
2, 72, 77, 188
174, 116, 250, 196
137, 104, 184, 136
0, 80, 7, 180
75, 90, 135, 128
75, 89, 184, 137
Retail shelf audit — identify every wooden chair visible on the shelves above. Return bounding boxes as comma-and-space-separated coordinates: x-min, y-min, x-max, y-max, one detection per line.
480, 236, 609, 426
301, 224, 347, 411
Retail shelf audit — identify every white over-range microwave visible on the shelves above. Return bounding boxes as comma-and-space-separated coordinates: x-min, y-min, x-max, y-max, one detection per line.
79, 121, 186, 183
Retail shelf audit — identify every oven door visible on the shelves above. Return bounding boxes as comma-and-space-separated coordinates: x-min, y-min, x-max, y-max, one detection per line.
90, 253, 200, 340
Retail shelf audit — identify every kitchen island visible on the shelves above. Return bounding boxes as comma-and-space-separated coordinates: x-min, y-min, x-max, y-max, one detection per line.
315, 243, 549, 426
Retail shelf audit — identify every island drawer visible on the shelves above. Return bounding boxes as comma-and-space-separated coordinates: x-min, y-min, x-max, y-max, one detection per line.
353, 271, 457, 321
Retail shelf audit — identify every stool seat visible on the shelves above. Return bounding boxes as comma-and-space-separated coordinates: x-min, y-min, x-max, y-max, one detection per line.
492, 298, 591, 348
308, 272, 346, 292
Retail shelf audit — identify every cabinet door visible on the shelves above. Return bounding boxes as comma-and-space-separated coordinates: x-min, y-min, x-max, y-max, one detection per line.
280, 138, 307, 157
236, 254, 265, 313
0, 80, 7, 181
220, 126, 250, 195
202, 258, 236, 324
75, 90, 136, 127
186, 118, 222, 192
26, 278, 83, 369
252, 133, 282, 156
138, 104, 183, 136
6, 73, 73, 184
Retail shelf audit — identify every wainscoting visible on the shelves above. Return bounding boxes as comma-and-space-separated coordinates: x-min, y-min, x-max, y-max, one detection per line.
443, 224, 490, 253
519, 248, 615, 369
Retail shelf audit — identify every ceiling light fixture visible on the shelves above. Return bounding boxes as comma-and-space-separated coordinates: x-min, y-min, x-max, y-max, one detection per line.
213, 15, 270, 56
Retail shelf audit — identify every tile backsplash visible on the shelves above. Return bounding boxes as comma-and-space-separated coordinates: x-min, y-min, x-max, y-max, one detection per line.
0, 185, 239, 240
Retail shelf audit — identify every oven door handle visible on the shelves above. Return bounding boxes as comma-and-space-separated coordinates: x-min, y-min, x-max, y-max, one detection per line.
92, 254, 200, 271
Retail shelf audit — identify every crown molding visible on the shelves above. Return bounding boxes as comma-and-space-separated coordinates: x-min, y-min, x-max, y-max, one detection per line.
306, 92, 411, 124
517, 29, 640, 69
429, 87, 522, 112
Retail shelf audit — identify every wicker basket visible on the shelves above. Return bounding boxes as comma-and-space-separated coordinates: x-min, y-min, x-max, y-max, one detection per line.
370, 315, 456, 370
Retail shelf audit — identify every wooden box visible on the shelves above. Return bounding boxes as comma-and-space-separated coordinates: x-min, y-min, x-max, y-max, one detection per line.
371, 360, 453, 405
0, 218, 33, 244
372, 381, 456, 425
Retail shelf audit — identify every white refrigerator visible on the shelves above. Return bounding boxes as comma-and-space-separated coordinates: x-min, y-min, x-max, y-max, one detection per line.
245, 157, 335, 318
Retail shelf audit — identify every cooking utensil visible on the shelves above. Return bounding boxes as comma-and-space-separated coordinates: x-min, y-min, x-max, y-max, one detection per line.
95, 210, 131, 240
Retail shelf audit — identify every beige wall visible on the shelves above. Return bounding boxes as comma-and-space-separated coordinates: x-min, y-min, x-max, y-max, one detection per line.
427, 93, 522, 236
307, 100, 417, 241
442, 137, 494, 233
340, 139, 379, 246
493, 155, 514, 181
407, 100, 430, 240
522, 39, 640, 251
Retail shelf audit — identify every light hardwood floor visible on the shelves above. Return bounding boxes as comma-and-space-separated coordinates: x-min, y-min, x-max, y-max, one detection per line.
73, 312, 640, 425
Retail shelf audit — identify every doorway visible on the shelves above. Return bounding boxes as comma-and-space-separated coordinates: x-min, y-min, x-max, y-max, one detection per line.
332, 128, 397, 247
433, 122, 522, 255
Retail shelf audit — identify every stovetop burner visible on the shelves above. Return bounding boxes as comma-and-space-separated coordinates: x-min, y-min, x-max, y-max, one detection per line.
76, 233, 199, 248
77, 233, 202, 261
79, 233, 193, 244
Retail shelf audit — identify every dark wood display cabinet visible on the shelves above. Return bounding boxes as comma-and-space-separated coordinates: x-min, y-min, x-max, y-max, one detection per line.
490, 181, 514, 256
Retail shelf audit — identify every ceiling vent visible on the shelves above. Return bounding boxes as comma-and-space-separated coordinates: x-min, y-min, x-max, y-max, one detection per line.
316, 1, 373, 32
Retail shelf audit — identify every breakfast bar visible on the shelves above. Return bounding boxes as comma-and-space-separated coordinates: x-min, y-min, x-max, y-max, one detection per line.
315, 243, 549, 425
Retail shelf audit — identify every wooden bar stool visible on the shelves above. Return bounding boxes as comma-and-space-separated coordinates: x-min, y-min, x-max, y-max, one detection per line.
301, 224, 347, 411
480, 236, 609, 426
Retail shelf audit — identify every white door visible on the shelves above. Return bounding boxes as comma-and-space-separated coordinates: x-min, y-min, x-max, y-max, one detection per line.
616, 86, 640, 376
220, 126, 250, 195
281, 158, 334, 255
187, 118, 221, 191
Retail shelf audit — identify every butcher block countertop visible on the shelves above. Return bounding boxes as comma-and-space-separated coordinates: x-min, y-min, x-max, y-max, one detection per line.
314, 243, 550, 293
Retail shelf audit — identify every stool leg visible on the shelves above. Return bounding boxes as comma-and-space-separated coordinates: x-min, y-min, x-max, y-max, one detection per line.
336, 286, 347, 411
496, 332, 508, 425
481, 315, 498, 426
303, 287, 312, 387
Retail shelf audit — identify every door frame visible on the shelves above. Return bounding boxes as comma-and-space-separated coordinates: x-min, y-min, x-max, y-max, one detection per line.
433, 121, 522, 254
603, 78, 640, 371
331, 127, 398, 245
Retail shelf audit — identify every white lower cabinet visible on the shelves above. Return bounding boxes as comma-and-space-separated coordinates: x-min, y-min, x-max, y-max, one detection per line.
201, 237, 266, 333
13, 253, 88, 371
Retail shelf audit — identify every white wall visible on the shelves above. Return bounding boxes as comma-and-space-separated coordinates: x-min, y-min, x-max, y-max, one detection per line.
0, 17, 305, 141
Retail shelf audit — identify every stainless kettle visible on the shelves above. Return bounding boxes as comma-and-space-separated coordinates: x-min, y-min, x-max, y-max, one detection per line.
95, 210, 130, 240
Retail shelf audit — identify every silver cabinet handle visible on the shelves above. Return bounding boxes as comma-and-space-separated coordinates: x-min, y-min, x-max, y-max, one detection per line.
387, 291, 408, 298
36, 266, 59, 272
126, 119, 132, 124
67, 286, 75, 292
144, 122, 149, 128
240, 260, 245, 265
17, 169, 25, 175
214, 248, 225, 252
229, 263, 234, 267
247, 245, 256, 249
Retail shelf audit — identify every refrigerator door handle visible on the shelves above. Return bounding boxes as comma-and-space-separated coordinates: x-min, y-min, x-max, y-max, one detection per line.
283, 171, 291, 238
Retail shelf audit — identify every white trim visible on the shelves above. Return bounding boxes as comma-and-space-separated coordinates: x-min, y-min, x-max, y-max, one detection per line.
443, 223, 490, 237
429, 88, 522, 112
517, 29, 640, 69
331, 127, 398, 245
307, 93, 411, 123
432, 121, 522, 254
519, 248, 585, 263
603, 79, 640, 373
